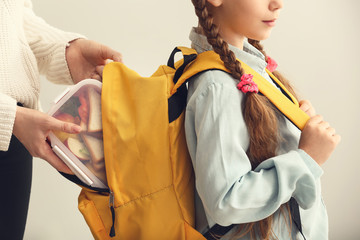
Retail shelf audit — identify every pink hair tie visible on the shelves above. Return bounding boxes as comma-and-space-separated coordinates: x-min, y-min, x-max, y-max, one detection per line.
266, 56, 278, 72
237, 74, 259, 94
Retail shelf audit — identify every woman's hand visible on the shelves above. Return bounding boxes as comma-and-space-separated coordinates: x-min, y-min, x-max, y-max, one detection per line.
66, 39, 122, 83
299, 99, 316, 117
13, 107, 82, 174
299, 115, 341, 166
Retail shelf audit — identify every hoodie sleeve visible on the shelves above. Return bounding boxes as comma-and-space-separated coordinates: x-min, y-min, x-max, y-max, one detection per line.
185, 70, 323, 226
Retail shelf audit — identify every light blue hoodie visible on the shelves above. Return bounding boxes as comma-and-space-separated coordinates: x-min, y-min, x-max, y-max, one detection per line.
185, 28, 328, 240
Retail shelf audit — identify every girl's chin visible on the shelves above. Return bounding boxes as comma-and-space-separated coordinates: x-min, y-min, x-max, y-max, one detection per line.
248, 31, 273, 41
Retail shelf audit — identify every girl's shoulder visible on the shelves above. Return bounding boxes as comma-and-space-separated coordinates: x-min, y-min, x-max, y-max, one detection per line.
187, 69, 243, 106
189, 69, 237, 93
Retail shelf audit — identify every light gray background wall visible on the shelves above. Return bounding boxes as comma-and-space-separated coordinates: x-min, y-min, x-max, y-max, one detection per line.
25, 0, 360, 239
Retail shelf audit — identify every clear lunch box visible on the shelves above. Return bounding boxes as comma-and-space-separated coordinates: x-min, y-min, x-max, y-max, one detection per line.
48, 79, 108, 189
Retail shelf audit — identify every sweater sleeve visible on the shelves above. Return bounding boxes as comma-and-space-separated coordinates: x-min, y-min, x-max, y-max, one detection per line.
22, 0, 85, 85
185, 71, 323, 227
0, 94, 17, 151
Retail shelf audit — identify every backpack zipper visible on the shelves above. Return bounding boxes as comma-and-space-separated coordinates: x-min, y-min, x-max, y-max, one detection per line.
58, 173, 116, 236
109, 190, 116, 237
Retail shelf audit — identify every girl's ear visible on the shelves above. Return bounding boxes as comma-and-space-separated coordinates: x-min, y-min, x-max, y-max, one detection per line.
207, 0, 223, 7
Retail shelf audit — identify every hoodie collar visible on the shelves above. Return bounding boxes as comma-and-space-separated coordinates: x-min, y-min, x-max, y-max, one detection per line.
189, 27, 268, 75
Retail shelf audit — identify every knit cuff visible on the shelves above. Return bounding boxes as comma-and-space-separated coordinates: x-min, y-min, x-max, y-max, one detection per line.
42, 34, 85, 85
0, 95, 17, 151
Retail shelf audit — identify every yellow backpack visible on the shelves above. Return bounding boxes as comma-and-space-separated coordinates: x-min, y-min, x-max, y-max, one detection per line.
64, 47, 309, 240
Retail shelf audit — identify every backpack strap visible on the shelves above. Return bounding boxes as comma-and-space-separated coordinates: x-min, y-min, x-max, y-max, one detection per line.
167, 47, 198, 123
204, 200, 307, 240
172, 49, 310, 130
203, 224, 235, 240
290, 198, 307, 240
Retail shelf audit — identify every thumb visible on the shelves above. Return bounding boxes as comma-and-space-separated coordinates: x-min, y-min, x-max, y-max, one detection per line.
49, 117, 82, 134
101, 45, 122, 63
299, 102, 309, 112
96, 65, 105, 77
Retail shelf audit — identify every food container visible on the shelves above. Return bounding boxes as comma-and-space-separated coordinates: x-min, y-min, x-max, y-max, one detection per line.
48, 79, 107, 189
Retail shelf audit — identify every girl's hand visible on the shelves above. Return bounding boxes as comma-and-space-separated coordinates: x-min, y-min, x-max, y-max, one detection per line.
299, 115, 341, 166
66, 39, 122, 83
13, 107, 82, 174
299, 99, 316, 117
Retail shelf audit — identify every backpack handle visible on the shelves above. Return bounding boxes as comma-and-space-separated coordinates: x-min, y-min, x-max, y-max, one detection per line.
167, 47, 197, 69
168, 47, 198, 88
167, 47, 198, 123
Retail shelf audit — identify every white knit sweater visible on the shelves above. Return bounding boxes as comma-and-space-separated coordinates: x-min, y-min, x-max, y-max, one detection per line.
0, 0, 83, 151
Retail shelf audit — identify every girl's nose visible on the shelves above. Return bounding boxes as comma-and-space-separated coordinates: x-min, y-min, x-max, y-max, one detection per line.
269, 0, 283, 11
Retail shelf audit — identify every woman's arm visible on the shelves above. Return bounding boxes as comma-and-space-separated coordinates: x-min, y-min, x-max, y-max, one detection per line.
0, 94, 17, 151
23, 0, 84, 85
22, 0, 122, 84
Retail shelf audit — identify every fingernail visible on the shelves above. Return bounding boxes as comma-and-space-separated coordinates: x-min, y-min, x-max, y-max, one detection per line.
73, 125, 82, 132
114, 56, 122, 62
